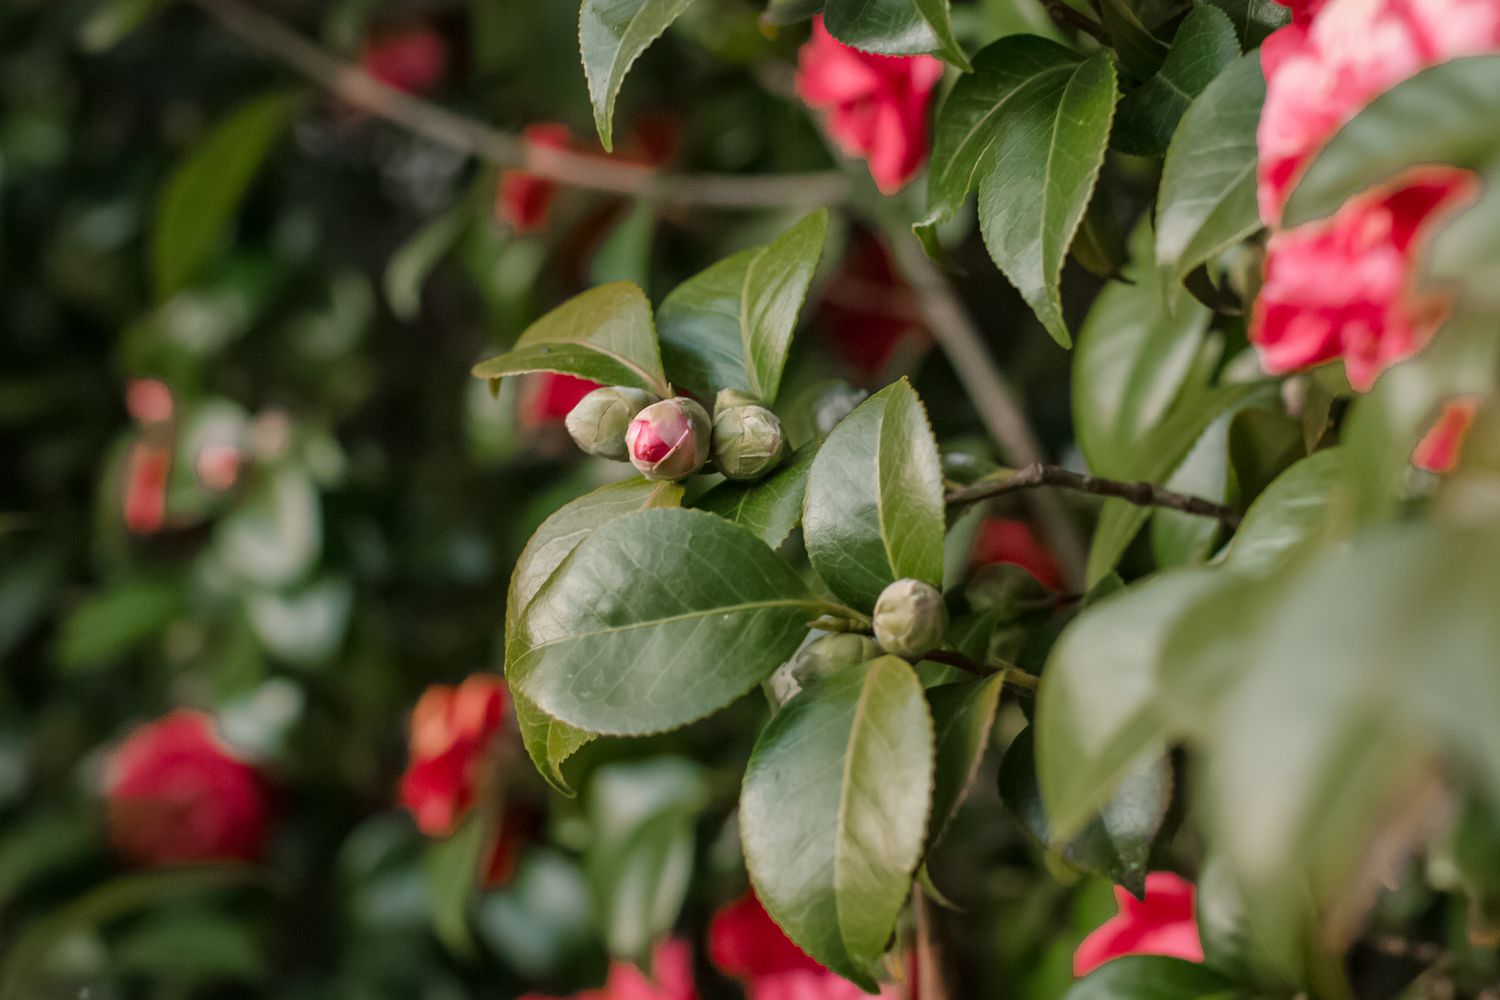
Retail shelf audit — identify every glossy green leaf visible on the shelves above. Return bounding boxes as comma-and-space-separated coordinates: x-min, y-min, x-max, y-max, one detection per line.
506, 479, 684, 791
922, 36, 1083, 233
472, 281, 670, 396
513, 508, 822, 735
1206, 0, 1288, 49
1063, 955, 1241, 1000
824, 0, 938, 56
976, 51, 1119, 347
741, 656, 933, 988
803, 379, 945, 610
57, 578, 181, 671
426, 815, 488, 957
912, 0, 971, 68
764, 0, 825, 26
657, 210, 828, 405
1113, 6, 1240, 157
79, 0, 166, 52
580, 0, 698, 151
1097, 0, 1168, 80
1073, 223, 1211, 480
385, 205, 468, 322
1035, 569, 1215, 838
1156, 52, 1265, 304
926, 675, 1003, 849
1086, 381, 1273, 586
153, 91, 300, 300
695, 444, 817, 549
1283, 55, 1500, 228
1226, 407, 1303, 505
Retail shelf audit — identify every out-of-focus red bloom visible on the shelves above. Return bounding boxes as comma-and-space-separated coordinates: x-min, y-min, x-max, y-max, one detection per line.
399, 675, 509, 838
195, 441, 244, 491
361, 25, 448, 95
1073, 872, 1204, 978
1250, 167, 1475, 391
104, 710, 271, 866
1413, 396, 1481, 473
520, 938, 698, 1000
817, 233, 926, 382
481, 803, 542, 888
970, 518, 1063, 591
126, 378, 173, 425
519, 373, 603, 430
123, 441, 171, 534
499, 123, 575, 234
796, 17, 943, 194
709, 891, 901, 1000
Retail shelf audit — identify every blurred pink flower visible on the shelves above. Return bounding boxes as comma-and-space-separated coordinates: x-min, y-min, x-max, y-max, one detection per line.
970, 518, 1063, 590
1412, 396, 1481, 472
1073, 872, 1204, 978
399, 675, 509, 838
122, 441, 171, 534
520, 373, 603, 429
361, 25, 448, 95
796, 18, 944, 194
125, 378, 173, 425
499, 123, 575, 234
521, 939, 698, 1000
1250, 167, 1475, 390
817, 232, 927, 381
105, 710, 271, 866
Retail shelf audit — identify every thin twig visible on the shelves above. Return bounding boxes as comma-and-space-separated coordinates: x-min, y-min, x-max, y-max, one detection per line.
1039, 0, 1112, 44
923, 652, 1040, 695
883, 233, 1089, 588
187, 0, 849, 209
912, 888, 948, 1000
947, 462, 1243, 528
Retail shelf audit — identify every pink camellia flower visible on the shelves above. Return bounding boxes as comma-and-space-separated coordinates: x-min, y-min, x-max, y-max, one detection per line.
520, 372, 604, 430
1073, 872, 1205, 978
499, 123, 575, 234
361, 25, 448, 95
125, 378, 173, 425
709, 891, 901, 1000
970, 518, 1063, 591
1412, 396, 1481, 473
796, 18, 944, 194
1250, 167, 1475, 391
520, 938, 698, 1000
399, 675, 509, 838
1256, 0, 1500, 226
195, 441, 244, 492
626, 397, 711, 481
104, 710, 271, 866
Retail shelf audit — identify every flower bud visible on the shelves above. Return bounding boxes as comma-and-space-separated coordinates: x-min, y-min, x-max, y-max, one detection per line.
626, 396, 711, 480
712, 403, 786, 481
873, 578, 948, 659
790, 633, 880, 686
565, 386, 658, 460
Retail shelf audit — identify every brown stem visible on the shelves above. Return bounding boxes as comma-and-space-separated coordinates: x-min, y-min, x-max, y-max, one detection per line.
947, 462, 1243, 528
912, 888, 948, 1000
923, 652, 1040, 695
1040, 0, 1113, 44
186, 0, 849, 209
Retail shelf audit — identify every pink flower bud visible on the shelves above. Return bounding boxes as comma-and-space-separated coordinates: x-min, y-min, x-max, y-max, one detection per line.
626, 397, 710, 481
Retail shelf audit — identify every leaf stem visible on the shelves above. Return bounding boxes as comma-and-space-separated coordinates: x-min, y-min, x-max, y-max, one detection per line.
185, 0, 849, 209
946, 462, 1242, 528
923, 651, 1040, 695
1039, 0, 1112, 45
812, 603, 874, 630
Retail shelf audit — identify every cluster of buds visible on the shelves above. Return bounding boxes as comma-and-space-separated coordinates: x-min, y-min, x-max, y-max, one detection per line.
559, 382, 789, 484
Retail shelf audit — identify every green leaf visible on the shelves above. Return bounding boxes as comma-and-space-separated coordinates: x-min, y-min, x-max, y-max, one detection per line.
580, 0, 699, 151
79, 0, 167, 52
1073, 222, 1211, 480
1226, 406, 1303, 505
1034, 569, 1215, 838
57, 577, 182, 671
506, 479, 684, 792
1283, 55, 1500, 228
471, 282, 670, 397
976, 51, 1119, 347
214, 466, 322, 588
764, 0, 826, 27
586, 758, 707, 962
385, 205, 469, 322
113, 912, 265, 984
824, 0, 939, 56
695, 443, 818, 549
152, 91, 300, 300
1063, 955, 1241, 1000
912, 0, 971, 68
1097, 0, 1168, 81
657, 210, 828, 405
1155, 52, 1265, 304
1205, 0, 1288, 49
1113, 6, 1240, 157
803, 379, 945, 611
741, 656, 934, 988
1086, 381, 1273, 586
922, 36, 1083, 233
513, 508, 822, 735
425, 815, 489, 957
926, 675, 1003, 849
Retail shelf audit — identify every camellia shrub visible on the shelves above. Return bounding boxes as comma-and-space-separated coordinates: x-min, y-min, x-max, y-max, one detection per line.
5, 0, 1500, 996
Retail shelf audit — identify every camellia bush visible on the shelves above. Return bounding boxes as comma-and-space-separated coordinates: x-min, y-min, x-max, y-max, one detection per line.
6, 0, 1500, 996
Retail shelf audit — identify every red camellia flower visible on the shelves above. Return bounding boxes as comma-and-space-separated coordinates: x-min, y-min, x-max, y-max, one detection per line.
817, 233, 926, 382
361, 25, 448, 95
399, 675, 509, 838
796, 18, 944, 194
104, 710, 271, 866
499, 123, 575, 234
122, 440, 171, 535
1072, 872, 1204, 978
709, 891, 900, 1000
520, 372, 604, 430
970, 518, 1063, 591
1413, 396, 1481, 473
1251, 167, 1475, 391
520, 938, 698, 1000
